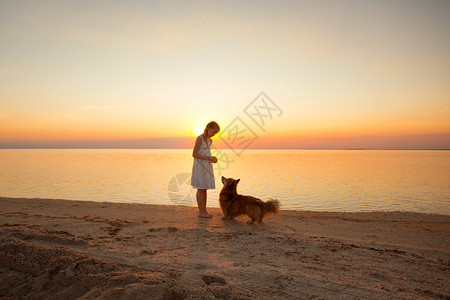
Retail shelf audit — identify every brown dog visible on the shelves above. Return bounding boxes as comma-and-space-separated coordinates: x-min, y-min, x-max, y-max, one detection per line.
219, 176, 280, 224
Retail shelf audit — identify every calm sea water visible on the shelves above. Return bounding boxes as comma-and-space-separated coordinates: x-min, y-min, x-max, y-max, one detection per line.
0, 149, 449, 215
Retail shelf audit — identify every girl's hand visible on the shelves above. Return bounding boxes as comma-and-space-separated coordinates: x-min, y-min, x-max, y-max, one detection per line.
211, 156, 218, 163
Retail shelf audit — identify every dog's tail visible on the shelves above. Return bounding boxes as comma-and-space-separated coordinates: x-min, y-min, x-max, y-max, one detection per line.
263, 199, 280, 215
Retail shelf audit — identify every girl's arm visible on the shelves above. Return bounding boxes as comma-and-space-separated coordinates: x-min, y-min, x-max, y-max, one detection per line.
192, 136, 212, 161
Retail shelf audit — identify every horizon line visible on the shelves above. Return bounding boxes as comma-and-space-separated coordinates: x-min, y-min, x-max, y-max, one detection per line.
1, 132, 449, 150
1, 147, 449, 151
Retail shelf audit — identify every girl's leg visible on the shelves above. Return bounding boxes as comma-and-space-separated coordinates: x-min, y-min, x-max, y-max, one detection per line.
202, 189, 207, 212
197, 189, 212, 218
203, 190, 212, 217
196, 189, 204, 213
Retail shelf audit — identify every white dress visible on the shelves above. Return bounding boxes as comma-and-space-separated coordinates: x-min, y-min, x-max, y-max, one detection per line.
191, 136, 215, 189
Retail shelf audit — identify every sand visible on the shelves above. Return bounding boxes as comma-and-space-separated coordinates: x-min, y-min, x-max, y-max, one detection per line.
0, 197, 449, 299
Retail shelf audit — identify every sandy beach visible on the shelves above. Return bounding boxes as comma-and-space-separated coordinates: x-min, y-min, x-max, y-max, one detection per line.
0, 197, 449, 299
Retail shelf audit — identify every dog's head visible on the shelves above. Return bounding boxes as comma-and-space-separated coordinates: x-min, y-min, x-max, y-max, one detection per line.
221, 176, 240, 193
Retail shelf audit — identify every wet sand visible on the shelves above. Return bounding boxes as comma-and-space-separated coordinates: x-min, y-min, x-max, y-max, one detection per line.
0, 197, 449, 299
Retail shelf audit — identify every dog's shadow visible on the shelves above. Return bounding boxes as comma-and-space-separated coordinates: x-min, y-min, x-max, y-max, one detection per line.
219, 215, 278, 234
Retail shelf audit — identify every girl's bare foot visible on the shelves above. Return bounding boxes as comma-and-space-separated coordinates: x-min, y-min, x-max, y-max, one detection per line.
198, 212, 212, 218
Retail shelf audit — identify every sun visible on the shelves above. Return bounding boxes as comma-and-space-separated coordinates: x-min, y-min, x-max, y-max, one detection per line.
190, 123, 205, 136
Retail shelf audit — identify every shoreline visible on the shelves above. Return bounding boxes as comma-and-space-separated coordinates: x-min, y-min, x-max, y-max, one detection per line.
1, 197, 449, 299
2, 196, 449, 217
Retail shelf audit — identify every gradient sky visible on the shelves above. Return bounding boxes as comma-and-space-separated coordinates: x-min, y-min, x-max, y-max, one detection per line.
1, 0, 449, 149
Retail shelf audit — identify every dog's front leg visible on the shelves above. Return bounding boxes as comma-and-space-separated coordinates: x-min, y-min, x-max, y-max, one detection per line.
221, 206, 233, 220
221, 209, 230, 220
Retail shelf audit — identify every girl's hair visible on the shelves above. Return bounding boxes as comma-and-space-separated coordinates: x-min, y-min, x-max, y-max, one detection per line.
203, 121, 220, 133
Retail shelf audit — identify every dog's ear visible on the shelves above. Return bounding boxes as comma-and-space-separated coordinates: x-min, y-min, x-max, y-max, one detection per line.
236, 179, 240, 184
221, 176, 226, 184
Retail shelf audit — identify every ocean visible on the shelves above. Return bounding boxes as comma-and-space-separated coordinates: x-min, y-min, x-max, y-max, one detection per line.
0, 149, 449, 215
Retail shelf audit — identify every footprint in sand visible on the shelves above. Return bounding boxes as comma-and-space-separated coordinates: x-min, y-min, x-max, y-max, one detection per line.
202, 275, 227, 286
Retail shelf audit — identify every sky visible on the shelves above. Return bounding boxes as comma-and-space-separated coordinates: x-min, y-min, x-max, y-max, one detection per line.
0, 0, 449, 149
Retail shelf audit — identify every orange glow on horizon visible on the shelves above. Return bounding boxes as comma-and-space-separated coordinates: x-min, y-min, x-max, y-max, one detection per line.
1, 115, 449, 144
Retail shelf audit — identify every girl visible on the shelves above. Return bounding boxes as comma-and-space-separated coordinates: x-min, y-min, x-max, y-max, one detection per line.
191, 121, 220, 218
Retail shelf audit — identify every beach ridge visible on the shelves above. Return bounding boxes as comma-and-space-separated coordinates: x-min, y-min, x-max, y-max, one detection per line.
1, 197, 449, 299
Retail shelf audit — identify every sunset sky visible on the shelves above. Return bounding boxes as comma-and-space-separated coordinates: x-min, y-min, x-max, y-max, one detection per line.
1, 0, 449, 149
